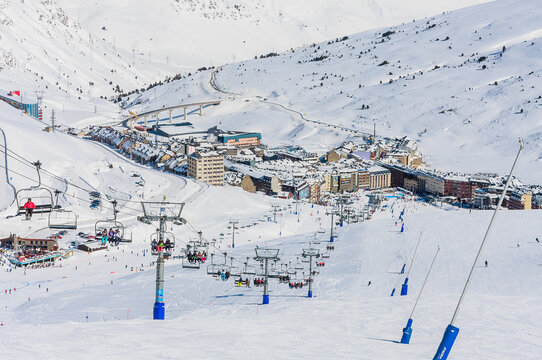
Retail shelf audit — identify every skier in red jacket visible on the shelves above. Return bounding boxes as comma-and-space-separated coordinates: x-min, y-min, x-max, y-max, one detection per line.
23, 198, 36, 220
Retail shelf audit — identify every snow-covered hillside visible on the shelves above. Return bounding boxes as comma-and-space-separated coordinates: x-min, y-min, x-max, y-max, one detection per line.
2, 1, 542, 359
2, 191, 542, 359
125, 0, 542, 183
0, 0, 489, 102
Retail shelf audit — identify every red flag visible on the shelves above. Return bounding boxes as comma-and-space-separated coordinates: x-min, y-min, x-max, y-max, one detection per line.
8, 91, 20, 96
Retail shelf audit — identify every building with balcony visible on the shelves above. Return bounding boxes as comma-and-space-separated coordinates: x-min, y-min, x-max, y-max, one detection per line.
187, 151, 225, 186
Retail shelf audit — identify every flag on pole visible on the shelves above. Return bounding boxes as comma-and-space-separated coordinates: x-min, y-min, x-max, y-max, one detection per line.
8, 91, 20, 96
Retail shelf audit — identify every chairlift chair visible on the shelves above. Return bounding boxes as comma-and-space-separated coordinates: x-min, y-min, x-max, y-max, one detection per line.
48, 209, 78, 230
15, 161, 54, 216
243, 262, 257, 275
95, 220, 132, 243
16, 188, 54, 216
182, 245, 202, 269
150, 231, 175, 257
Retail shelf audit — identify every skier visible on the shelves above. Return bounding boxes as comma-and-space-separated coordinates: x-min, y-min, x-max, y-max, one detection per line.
484, 260, 488, 268
368, 281, 372, 286
108, 229, 115, 243
536, 238, 539, 243
23, 198, 36, 220
101, 229, 108, 245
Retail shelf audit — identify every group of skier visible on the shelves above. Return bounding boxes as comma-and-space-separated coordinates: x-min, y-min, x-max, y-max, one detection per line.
100, 228, 122, 246
217, 269, 230, 280
186, 250, 207, 264
288, 281, 306, 289
253, 278, 267, 287
151, 239, 174, 253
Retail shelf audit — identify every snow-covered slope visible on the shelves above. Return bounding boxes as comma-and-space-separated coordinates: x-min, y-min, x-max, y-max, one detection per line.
127, 0, 542, 183
2, 196, 542, 359
0, 0, 489, 103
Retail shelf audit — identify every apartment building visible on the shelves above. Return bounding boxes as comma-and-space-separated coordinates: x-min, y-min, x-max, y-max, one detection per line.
508, 191, 532, 210
368, 166, 391, 189
187, 151, 225, 186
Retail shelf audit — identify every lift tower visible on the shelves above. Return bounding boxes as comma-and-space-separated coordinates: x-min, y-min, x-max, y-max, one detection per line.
254, 247, 280, 304
138, 201, 185, 320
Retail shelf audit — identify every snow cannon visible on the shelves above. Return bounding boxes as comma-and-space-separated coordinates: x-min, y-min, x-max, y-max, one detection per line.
401, 277, 409, 296
153, 300, 165, 320
433, 324, 459, 360
400, 318, 413, 344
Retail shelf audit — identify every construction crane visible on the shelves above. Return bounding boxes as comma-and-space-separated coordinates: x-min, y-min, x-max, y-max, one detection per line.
128, 111, 139, 133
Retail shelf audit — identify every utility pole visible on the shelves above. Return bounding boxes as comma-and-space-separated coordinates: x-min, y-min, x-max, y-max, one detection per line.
302, 248, 320, 298
137, 201, 186, 320
111, 200, 118, 221
228, 220, 238, 248
51, 110, 55, 133
325, 208, 340, 242
338, 194, 349, 217
292, 172, 299, 215
271, 204, 280, 223
35, 90, 44, 105
154, 113, 160, 145
254, 248, 280, 304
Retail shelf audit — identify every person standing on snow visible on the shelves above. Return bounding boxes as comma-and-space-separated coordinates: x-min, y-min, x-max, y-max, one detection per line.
23, 198, 36, 220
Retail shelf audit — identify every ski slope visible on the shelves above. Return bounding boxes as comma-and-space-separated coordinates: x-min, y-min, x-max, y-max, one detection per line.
2, 195, 542, 359
1, 1, 542, 359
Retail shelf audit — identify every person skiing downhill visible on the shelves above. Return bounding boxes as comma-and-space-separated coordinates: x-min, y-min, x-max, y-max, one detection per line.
23, 198, 36, 220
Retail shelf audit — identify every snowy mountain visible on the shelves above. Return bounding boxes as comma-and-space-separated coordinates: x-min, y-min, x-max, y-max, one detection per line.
1, 1, 542, 359
0, 0, 489, 102
124, 0, 542, 183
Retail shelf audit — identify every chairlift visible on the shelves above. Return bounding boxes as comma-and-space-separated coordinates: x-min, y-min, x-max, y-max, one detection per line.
48, 209, 78, 230
150, 231, 175, 257
95, 220, 132, 243
240, 257, 257, 275
15, 161, 54, 215
94, 201, 132, 243
48, 190, 77, 230
182, 244, 206, 269
321, 251, 330, 259
207, 263, 231, 278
